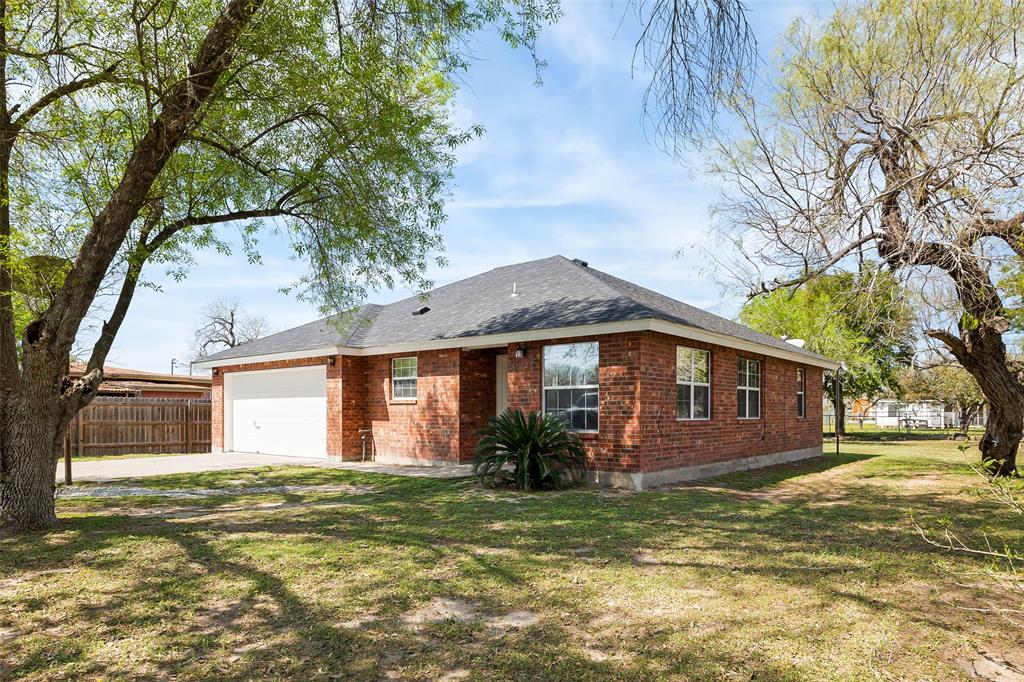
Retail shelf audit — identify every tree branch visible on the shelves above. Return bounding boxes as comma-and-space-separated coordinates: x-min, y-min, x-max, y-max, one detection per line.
39, 0, 266, 357
925, 328, 968, 363
80, 200, 295, 399
749, 231, 882, 298
10, 62, 121, 133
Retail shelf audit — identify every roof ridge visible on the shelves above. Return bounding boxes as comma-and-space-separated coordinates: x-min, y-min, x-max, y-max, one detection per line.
340, 303, 383, 347
380, 255, 567, 310
559, 256, 666, 316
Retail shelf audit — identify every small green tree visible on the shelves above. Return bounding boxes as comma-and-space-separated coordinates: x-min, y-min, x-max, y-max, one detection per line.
739, 267, 914, 434
899, 366, 986, 437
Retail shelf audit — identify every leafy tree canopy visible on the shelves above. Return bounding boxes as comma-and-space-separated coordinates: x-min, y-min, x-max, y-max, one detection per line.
739, 266, 915, 402
898, 365, 984, 413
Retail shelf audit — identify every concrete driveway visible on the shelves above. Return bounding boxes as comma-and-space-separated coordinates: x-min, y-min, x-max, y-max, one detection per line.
60, 452, 473, 484
61, 452, 323, 483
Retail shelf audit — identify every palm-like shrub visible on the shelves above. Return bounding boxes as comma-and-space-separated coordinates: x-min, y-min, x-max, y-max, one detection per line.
474, 409, 588, 491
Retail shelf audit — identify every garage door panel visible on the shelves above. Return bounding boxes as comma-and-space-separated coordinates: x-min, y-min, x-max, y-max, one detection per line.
228, 366, 327, 458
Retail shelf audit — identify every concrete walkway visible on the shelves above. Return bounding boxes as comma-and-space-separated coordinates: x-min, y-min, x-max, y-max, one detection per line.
60, 452, 474, 484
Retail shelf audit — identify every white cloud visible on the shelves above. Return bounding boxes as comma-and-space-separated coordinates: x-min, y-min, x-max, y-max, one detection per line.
545, 1, 632, 82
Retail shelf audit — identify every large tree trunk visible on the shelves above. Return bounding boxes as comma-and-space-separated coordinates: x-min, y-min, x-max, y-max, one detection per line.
0, 0, 263, 535
0, 401, 65, 532
936, 325, 1024, 476
0, 350, 76, 532
980, 402, 1020, 475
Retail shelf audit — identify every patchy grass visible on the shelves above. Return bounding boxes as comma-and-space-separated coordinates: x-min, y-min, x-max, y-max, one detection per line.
4, 439, 1023, 680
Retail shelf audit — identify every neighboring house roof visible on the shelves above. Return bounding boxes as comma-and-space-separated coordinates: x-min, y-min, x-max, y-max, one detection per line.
70, 363, 212, 392
98, 381, 211, 395
195, 256, 838, 369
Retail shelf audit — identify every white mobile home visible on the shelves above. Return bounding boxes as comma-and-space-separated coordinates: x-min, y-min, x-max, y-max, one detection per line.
873, 399, 947, 429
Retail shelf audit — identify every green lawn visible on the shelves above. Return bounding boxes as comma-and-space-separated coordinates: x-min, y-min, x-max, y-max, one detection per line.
4, 439, 1023, 680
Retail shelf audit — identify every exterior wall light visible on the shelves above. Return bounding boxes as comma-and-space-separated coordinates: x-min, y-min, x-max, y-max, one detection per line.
514, 346, 527, 359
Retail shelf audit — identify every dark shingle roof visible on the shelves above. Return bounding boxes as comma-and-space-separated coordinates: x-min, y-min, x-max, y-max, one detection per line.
200, 256, 830, 364
197, 304, 381, 363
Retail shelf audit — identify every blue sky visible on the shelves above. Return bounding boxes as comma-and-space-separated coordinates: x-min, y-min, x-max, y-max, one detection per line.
95, 0, 824, 373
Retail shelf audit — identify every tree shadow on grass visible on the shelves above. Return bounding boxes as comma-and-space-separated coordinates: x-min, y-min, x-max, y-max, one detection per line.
4, 514, 743, 681
1, 459, 1021, 680
698, 452, 878, 490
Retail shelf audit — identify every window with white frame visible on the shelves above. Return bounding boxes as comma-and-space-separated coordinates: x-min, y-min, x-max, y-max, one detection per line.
543, 342, 598, 431
391, 357, 417, 400
796, 367, 805, 418
737, 358, 761, 419
677, 347, 711, 420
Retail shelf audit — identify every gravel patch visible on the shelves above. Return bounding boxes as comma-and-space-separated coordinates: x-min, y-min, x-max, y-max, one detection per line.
57, 484, 378, 499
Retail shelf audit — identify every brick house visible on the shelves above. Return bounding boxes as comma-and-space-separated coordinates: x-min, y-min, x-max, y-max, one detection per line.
194, 256, 836, 489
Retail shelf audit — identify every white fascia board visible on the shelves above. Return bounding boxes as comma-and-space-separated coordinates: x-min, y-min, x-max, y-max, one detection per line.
192, 345, 338, 370
646, 320, 840, 370
357, 319, 839, 369
193, 319, 839, 371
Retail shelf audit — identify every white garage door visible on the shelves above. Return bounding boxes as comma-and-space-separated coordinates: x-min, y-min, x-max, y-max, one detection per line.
226, 365, 327, 458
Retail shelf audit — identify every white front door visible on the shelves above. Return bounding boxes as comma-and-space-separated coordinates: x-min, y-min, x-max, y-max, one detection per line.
496, 354, 509, 415
226, 365, 327, 458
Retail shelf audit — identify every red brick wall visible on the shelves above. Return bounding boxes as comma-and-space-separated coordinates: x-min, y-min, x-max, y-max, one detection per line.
364, 350, 462, 463
211, 372, 224, 451
209, 332, 824, 474
503, 331, 822, 474
458, 349, 499, 461
505, 334, 646, 473
325, 356, 344, 458
637, 331, 822, 473
339, 355, 368, 459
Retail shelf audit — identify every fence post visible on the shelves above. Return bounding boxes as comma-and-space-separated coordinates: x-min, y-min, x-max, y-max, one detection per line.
77, 410, 84, 459
186, 400, 192, 454
63, 429, 72, 485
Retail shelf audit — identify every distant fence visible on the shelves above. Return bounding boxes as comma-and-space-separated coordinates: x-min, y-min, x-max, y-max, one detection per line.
64, 397, 212, 457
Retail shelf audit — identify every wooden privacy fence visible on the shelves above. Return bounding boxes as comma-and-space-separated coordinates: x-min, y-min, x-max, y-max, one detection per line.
65, 397, 212, 457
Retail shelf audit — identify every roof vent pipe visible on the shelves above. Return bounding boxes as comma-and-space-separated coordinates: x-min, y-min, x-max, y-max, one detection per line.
511, 282, 518, 298
412, 306, 430, 316
571, 258, 589, 267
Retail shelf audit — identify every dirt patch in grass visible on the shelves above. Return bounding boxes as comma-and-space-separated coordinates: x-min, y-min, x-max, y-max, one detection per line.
957, 648, 1024, 681
401, 597, 481, 629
